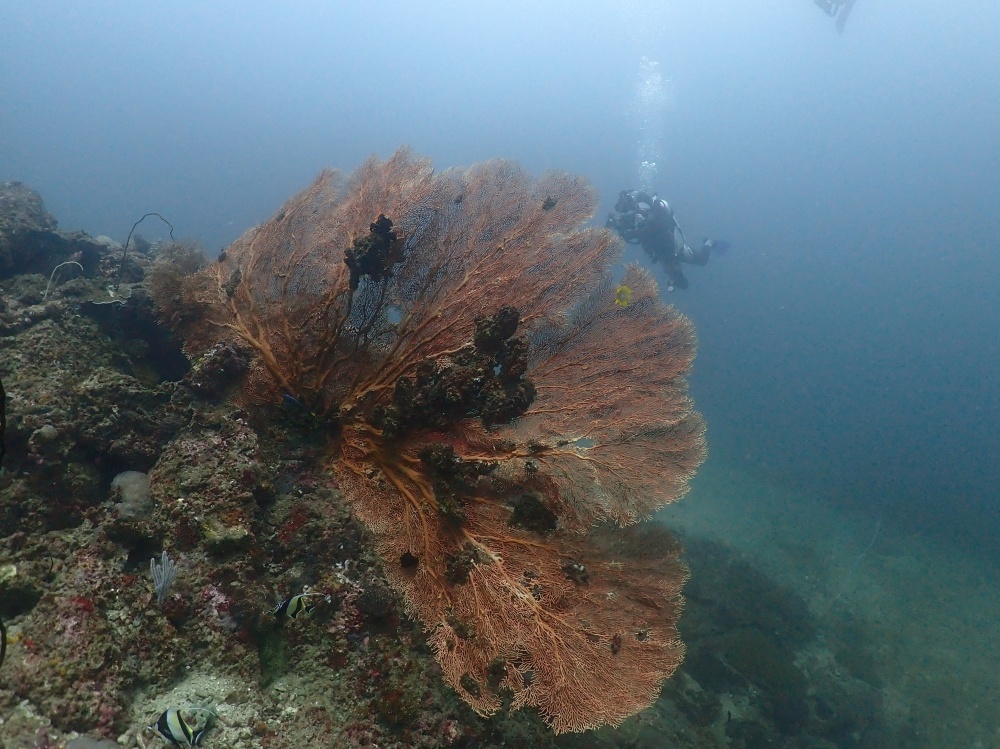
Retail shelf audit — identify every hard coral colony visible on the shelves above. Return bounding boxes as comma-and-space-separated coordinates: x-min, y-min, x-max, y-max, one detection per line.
154, 148, 706, 732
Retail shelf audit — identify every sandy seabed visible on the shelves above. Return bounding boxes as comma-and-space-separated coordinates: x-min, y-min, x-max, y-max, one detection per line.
659, 460, 1000, 749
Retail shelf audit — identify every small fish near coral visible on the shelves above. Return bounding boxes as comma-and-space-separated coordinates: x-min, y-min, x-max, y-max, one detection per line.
281, 393, 315, 415
280, 393, 329, 432
272, 592, 325, 620
149, 707, 215, 748
614, 284, 633, 307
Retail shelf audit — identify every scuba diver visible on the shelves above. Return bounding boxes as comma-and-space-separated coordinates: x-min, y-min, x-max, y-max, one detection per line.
814, 0, 857, 33
606, 189, 725, 292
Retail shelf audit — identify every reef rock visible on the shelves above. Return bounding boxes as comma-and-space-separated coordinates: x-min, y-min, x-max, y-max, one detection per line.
0, 180, 104, 277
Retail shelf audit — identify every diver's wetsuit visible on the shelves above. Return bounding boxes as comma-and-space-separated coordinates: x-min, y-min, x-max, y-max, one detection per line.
606, 190, 711, 291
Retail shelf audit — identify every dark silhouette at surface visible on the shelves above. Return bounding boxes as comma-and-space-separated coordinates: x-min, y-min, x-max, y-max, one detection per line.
606, 189, 725, 292
814, 0, 857, 33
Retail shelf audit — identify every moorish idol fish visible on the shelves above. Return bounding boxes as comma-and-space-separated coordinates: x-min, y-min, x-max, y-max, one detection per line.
273, 592, 322, 620
151, 708, 214, 748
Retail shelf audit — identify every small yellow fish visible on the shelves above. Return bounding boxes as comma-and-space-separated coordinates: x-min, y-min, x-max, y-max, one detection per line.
614, 285, 633, 307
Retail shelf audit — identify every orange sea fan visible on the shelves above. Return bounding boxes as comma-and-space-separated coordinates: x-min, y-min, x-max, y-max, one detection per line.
154, 147, 706, 732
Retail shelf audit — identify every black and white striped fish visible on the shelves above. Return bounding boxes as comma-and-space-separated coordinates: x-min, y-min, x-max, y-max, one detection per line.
151, 708, 208, 748
273, 592, 322, 620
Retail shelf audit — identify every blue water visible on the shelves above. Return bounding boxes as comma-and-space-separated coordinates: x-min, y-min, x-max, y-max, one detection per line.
2, 0, 998, 549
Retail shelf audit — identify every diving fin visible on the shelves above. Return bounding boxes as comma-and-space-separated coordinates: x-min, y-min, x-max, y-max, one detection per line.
835, 0, 856, 33
709, 239, 730, 257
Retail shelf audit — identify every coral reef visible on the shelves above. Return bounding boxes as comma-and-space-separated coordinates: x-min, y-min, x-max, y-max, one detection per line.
0, 167, 916, 749
0, 181, 107, 280
0, 200, 565, 746
153, 150, 706, 732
